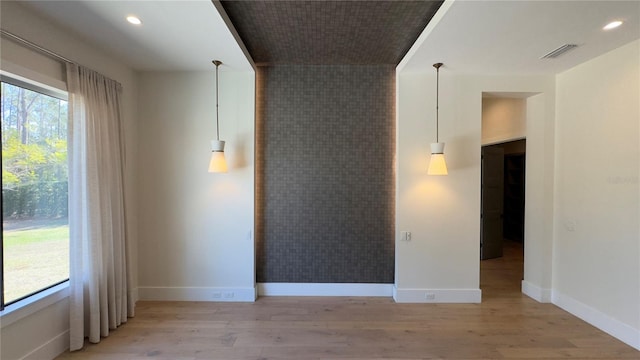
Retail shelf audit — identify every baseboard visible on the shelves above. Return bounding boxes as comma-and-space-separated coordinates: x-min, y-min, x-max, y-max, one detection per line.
552, 290, 640, 350
138, 286, 257, 302
257, 283, 393, 297
393, 286, 481, 303
22, 329, 69, 360
521, 280, 552, 303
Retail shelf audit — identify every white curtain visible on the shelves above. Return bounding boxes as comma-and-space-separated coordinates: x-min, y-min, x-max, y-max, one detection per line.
67, 63, 133, 351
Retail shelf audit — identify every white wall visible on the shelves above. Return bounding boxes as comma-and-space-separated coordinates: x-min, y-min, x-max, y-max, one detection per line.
482, 97, 526, 145
395, 71, 555, 303
0, 2, 139, 359
0, 292, 69, 360
522, 91, 556, 301
136, 70, 256, 301
553, 39, 639, 349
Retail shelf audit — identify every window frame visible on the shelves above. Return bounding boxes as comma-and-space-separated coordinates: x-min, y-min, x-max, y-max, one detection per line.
0, 74, 70, 311
0, 75, 68, 101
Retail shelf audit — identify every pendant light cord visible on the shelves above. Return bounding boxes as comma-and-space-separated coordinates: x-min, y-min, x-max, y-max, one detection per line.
215, 61, 220, 141
435, 64, 439, 143
432, 62, 443, 143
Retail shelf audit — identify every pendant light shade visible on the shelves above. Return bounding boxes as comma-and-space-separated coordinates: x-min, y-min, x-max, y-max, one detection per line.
427, 62, 448, 176
209, 140, 228, 173
427, 143, 448, 175
209, 60, 228, 173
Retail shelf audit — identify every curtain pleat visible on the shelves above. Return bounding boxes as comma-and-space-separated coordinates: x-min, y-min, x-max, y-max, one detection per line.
67, 63, 132, 351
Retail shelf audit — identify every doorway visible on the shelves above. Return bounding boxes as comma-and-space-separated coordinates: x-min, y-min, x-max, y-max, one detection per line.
481, 140, 526, 256
477, 91, 555, 302
480, 139, 526, 297
479, 93, 528, 297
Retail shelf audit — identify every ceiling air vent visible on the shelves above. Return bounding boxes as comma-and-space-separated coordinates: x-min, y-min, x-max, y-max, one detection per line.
540, 44, 578, 59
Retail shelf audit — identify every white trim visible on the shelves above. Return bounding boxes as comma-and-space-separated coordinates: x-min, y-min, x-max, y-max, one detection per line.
521, 280, 552, 303
552, 290, 640, 350
481, 136, 526, 147
138, 286, 257, 302
258, 283, 393, 297
21, 330, 69, 360
0, 62, 67, 93
0, 282, 69, 328
393, 286, 482, 303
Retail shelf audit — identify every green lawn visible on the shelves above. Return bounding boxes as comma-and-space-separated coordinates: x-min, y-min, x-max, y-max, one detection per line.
3, 222, 69, 303
4, 225, 69, 245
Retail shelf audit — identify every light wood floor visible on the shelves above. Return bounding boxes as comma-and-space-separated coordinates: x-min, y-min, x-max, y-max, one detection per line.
57, 241, 638, 359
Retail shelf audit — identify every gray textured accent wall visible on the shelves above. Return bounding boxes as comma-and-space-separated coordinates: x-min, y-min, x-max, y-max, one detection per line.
256, 65, 395, 283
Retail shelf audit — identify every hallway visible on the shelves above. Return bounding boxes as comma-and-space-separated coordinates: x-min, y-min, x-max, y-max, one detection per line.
480, 239, 524, 300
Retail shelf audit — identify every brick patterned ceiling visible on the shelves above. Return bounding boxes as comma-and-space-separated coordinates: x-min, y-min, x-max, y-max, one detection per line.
220, 0, 444, 66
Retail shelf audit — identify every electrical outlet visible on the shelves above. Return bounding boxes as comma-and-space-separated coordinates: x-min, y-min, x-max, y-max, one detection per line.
425, 292, 436, 301
400, 231, 412, 241
565, 220, 576, 232
212, 292, 222, 299
223, 292, 234, 299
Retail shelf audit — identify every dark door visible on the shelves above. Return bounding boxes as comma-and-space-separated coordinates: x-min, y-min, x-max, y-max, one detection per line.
481, 146, 504, 260
504, 154, 526, 242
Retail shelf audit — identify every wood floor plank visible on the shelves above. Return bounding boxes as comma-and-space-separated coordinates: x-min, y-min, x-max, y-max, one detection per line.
56, 241, 638, 359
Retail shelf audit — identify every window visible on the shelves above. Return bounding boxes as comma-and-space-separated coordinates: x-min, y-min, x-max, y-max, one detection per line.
1, 76, 69, 310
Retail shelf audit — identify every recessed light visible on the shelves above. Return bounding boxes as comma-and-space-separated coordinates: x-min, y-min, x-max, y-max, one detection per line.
603, 20, 623, 30
126, 15, 142, 25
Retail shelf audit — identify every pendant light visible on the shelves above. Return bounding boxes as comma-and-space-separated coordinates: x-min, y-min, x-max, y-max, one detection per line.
427, 62, 448, 176
208, 60, 228, 173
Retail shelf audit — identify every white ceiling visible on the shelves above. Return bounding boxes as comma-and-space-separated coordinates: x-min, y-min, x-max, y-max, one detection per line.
19, 0, 252, 72
400, 0, 640, 74
16, 0, 640, 75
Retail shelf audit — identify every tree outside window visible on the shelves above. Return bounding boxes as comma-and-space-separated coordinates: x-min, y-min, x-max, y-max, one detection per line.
1, 79, 69, 307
